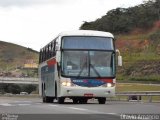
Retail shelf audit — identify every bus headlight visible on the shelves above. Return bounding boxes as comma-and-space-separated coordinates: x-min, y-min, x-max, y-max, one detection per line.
107, 83, 112, 87
62, 82, 67, 86
66, 82, 71, 87
61, 81, 71, 87
102, 83, 115, 87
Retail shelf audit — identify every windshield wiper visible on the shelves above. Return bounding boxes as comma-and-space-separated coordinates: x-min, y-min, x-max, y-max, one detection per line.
89, 63, 101, 77
77, 63, 101, 78
77, 62, 88, 77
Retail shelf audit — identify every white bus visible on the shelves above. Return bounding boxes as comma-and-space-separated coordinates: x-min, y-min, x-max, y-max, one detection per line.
39, 30, 122, 104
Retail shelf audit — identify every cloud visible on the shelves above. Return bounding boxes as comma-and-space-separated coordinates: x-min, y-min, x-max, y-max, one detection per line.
0, 0, 145, 51
0, 0, 75, 7
0, 0, 145, 8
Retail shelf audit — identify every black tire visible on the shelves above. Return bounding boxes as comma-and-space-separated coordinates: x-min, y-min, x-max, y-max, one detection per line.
73, 99, 79, 104
55, 82, 57, 99
45, 97, 54, 103
98, 98, 106, 104
79, 99, 87, 104
57, 97, 65, 104
43, 96, 54, 103
42, 83, 53, 103
42, 96, 46, 103
42, 84, 46, 103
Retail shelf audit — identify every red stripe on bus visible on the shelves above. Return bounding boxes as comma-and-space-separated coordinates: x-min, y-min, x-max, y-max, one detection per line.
98, 79, 113, 83
47, 58, 56, 67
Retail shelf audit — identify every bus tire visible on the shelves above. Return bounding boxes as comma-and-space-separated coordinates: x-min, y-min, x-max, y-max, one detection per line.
55, 82, 57, 99
98, 98, 106, 104
73, 98, 79, 104
79, 98, 87, 104
42, 96, 46, 103
45, 97, 53, 103
42, 84, 46, 103
57, 97, 65, 104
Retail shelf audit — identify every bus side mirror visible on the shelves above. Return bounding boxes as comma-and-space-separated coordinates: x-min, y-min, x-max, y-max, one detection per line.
118, 55, 122, 66
116, 49, 122, 66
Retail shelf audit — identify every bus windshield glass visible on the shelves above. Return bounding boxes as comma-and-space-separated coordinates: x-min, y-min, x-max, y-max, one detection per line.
62, 36, 114, 50
61, 51, 115, 78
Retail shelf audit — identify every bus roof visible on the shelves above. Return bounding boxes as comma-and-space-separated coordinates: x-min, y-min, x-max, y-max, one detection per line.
58, 30, 114, 38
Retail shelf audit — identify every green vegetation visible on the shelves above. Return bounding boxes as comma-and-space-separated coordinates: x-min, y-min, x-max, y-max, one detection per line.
80, 0, 160, 83
0, 41, 38, 77
0, 83, 38, 94
80, 0, 160, 34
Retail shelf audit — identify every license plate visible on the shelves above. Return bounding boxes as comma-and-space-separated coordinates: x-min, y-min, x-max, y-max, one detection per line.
84, 93, 94, 97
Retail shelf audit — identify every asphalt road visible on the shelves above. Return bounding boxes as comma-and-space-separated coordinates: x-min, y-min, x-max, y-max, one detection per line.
0, 96, 160, 120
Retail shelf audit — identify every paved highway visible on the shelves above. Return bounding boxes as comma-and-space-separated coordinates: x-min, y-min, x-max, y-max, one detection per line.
0, 97, 160, 120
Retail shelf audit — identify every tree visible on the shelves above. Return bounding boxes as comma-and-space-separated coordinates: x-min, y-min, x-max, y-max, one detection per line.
22, 84, 37, 94
80, 0, 159, 34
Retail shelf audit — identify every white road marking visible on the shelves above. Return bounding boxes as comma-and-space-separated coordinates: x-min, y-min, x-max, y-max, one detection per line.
35, 103, 42, 105
14, 101, 32, 103
48, 105, 117, 114
48, 105, 59, 107
0, 103, 14, 106
67, 106, 105, 114
107, 113, 117, 115
18, 104, 31, 106
68, 107, 88, 111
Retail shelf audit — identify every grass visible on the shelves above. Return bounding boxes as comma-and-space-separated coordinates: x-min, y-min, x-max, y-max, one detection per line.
117, 33, 149, 41
116, 83, 160, 92
122, 52, 160, 62
117, 75, 160, 83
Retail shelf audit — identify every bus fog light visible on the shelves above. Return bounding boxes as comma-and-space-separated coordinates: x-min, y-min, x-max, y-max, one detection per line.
107, 83, 112, 87
67, 90, 70, 93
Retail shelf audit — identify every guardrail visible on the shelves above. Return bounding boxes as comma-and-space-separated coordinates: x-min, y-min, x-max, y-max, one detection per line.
116, 91, 160, 102
0, 77, 38, 84
0, 77, 38, 81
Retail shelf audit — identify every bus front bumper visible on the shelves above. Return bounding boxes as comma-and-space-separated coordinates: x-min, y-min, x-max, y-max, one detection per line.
59, 86, 115, 98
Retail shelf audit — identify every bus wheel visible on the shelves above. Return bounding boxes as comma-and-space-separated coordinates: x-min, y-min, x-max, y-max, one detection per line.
42, 84, 46, 103
42, 96, 46, 103
43, 94, 53, 103
73, 99, 78, 104
46, 97, 54, 103
79, 99, 87, 104
98, 98, 106, 104
57, 97, 65, 104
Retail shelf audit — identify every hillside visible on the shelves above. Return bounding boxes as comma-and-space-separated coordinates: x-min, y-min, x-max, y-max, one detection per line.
116, 28, 160, 83
0, 41, 39, 77
80, 0, 160, 83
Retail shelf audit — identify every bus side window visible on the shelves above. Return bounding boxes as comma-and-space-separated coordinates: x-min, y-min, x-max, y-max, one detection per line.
47, 45, 50, 59
44, 48, 47, 61
42, 49, 44, 62
52, 40, 56, 57
54, 40, 56, 51
50, 43, 52, 58
39, 50, 42, 63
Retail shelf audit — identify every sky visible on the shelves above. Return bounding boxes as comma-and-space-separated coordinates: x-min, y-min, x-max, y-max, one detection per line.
0, 0, 147, 51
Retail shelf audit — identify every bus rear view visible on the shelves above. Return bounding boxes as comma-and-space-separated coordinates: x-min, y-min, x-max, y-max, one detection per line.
39, 30, 122, 104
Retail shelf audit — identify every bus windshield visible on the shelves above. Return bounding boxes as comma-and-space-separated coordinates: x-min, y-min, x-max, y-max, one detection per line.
61, 51, 115, 78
